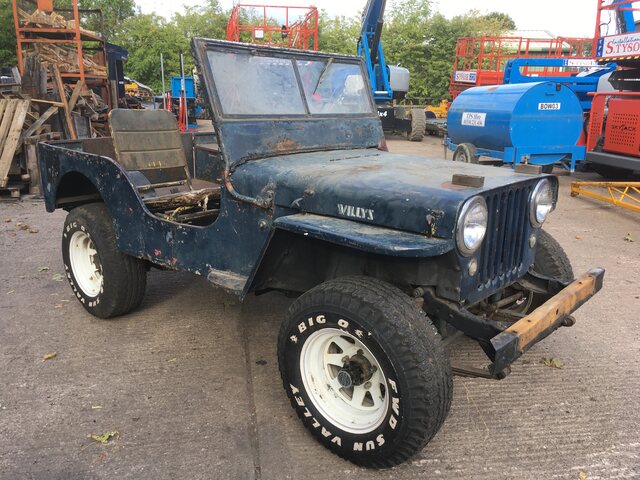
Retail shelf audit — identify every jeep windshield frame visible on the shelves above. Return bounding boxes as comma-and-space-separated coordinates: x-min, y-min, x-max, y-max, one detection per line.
192, 38, 384, 167
199, 42, 376, 119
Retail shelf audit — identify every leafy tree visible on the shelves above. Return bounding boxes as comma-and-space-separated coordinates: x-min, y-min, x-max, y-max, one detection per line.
53, 0, 137, 39
318, 11, 360, 55
0, 1, 17, 66
113, 1, 228, 92
113, 14, 187, 92
481, 11, 517, 32
173, 0, 227, 40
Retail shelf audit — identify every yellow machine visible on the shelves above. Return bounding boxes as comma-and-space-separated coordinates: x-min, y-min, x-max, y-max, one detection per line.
124, 79, 153, 101
425, 99, 449, 118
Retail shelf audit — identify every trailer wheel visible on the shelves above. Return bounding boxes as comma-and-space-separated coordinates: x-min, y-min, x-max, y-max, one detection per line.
407, 108, 426, 142
452, 143, 479, 163
278, 276, 452, 468
62, 203, 147, 319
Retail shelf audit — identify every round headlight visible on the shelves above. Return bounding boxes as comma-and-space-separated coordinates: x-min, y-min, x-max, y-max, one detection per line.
530, 179, 554, 227
457, 196, 488, 256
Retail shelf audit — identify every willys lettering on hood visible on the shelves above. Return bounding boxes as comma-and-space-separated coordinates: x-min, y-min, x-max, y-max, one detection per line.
230, 149, 538, 238
337, 204, 375, 221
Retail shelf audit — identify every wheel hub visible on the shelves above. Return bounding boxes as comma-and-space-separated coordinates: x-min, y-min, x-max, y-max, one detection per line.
339, 352, 375, 387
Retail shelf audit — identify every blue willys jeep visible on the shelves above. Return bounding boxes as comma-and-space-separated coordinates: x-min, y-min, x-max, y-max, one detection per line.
38, 39, 604, 468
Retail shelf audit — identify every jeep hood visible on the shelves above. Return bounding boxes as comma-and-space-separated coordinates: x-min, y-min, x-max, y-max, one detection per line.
230, 149, 543, 238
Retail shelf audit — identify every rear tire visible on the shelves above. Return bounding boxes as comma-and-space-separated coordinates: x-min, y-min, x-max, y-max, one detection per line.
278, 276, 452, 468
62, 203, 147, 319
452, 143, 479, 163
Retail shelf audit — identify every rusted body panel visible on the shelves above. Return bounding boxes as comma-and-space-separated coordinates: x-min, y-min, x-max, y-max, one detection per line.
39, 142, 272, 295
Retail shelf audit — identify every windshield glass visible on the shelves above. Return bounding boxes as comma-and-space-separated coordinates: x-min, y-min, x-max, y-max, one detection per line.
207, 51, 306, 115
207, 50, 373, 116
296, 60, 372, 114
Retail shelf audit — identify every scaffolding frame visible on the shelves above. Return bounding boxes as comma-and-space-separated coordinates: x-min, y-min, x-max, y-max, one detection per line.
226, 4, 319, 51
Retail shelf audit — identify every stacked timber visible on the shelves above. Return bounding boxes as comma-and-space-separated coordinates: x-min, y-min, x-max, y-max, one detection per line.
0, 61, 109, 198
18, 8, 101, 37
26, 44, 107, 77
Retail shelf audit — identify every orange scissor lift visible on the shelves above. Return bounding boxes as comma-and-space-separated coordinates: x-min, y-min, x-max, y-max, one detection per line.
226, 4, 318, 51
449, 35, 593, 100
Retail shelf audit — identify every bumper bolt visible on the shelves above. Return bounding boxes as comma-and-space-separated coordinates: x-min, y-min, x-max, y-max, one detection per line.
468, 259, 478, 276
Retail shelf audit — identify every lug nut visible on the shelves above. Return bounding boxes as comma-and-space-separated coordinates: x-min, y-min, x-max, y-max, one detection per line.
364, 381, 372, 389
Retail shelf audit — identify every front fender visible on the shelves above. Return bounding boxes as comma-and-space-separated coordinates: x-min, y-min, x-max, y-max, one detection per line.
273, 213, 454, 258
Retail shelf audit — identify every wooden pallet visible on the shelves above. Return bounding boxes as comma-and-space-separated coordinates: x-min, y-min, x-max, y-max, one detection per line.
0, 99, 31, 188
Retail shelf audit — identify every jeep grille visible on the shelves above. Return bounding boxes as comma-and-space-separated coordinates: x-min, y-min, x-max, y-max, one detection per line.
476, 183, 534, 290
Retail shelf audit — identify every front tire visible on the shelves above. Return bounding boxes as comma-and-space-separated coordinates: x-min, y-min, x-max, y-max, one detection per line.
62, 203, 147, 319
503, 229, 574, 314
278, 276, 452, 468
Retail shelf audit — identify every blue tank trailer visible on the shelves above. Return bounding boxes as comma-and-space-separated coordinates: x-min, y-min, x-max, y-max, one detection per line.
446, 82, 587, 171
36, 39, 604, 468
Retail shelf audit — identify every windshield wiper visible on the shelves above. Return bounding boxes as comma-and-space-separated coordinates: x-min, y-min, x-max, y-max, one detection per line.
312, 58, 333, 95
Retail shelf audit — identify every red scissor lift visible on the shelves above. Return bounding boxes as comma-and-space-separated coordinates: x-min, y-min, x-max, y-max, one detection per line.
449, 36, 593, 100
571, 0, 640, 211
226, 4, 319, 51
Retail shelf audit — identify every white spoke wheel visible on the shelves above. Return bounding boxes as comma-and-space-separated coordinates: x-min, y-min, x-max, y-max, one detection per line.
68, 230, 103, 297
278, 276, 452, 468
62, 203, 147, 319
300, 328, 389, 434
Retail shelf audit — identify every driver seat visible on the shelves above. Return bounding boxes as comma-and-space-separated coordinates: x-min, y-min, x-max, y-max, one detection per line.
108, 109, 220, 214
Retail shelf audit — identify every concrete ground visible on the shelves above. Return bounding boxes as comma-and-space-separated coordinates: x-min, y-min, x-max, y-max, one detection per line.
1, 136, 639, 480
